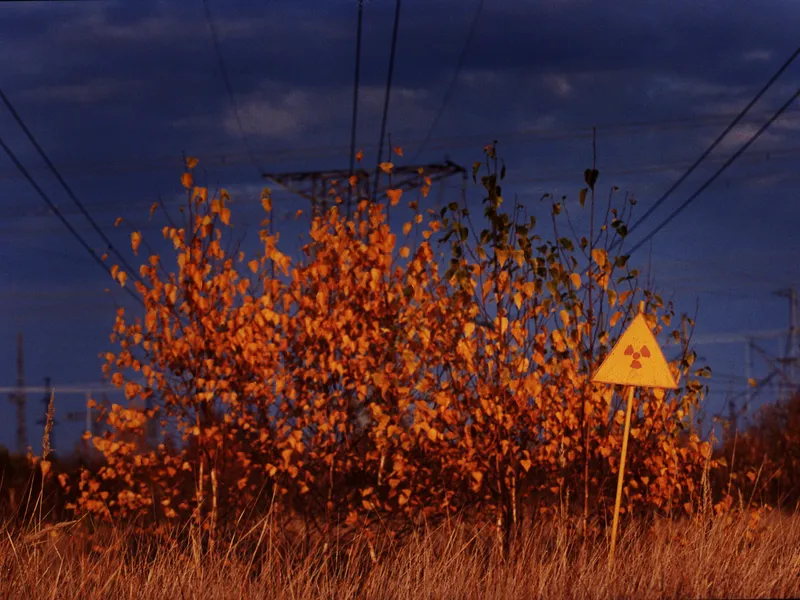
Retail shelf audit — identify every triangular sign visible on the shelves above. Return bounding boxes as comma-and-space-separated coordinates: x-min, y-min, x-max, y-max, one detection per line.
592, 313, 678, 389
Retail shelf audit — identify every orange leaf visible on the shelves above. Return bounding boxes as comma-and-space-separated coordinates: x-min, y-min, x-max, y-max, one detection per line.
186, 156, 199, 169
117, 271, 128, 287
379, 162, 394, 174
386, 188, 402, 206
592, 248, 607, 269
261, 193, 272, 212
349, 175, 358, 187
181, 172, 193, 190
393, 146, 403, 157
355, 150, 364, 163
149, 202, 158, 220
248, 260, 259, 274
130, 232, 141, 255
402, 222, 412, 236
114, 217, 123, 227
220, 207, 231, 225
570, 273, 581, 289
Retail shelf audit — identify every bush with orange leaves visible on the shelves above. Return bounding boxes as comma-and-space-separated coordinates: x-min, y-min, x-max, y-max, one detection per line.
65, 145, 720, 550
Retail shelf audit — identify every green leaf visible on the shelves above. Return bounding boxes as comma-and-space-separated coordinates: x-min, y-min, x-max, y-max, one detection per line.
558, 237, 574, 251
584, 168, 599, 190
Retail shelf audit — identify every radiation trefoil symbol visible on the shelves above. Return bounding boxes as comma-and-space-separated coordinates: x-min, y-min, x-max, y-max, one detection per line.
624, 344, 650, 369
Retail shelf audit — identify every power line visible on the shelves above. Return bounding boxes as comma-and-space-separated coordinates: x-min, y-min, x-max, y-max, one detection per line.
626, 87, 800, 256
372, 0, 402, 201
411, 0, 484, 162
4, 149, 799, 230
0, 133, 143, 306
0, 106, 796, 183
347, 0, 365, 215
0, 87, 145, 286
200, 0, 262, 175
614, 45, 800, 250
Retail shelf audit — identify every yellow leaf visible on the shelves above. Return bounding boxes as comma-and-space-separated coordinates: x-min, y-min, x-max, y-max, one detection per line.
609, 311, 623, 328
117, 271, 128, 287
464, 322, 475, 338
559, 309, 570, 328
181, 172, 193, 190
471, 471, 483, 484
499, 316, 509, 335
386, 188, 403, 206
591, 248, 607, 269
186, 157, 199, 169
607, 288, 618, 308
570, 273, 581, 289
399, 246, 410, 258
130, 231, 141, 255
520, 459, 532, 472
248, 260, 259, 274
379, 162, 394, 174
513, 293, 523, 310
402, 222, 412, 236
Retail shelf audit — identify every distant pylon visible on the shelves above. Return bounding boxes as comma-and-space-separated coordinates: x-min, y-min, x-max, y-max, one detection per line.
9, 333, 28, 454
774, 288, 798, 400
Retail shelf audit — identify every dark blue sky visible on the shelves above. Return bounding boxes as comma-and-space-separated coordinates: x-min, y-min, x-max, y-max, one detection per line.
0, 0, 798, 454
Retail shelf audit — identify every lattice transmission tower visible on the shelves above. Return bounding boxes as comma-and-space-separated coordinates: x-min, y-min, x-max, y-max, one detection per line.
262, 158, 467, 220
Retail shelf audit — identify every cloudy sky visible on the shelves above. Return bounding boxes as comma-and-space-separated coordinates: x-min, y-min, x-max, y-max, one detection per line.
0, 0, 798, 453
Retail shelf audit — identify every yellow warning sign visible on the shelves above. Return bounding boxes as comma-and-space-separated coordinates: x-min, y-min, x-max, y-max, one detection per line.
592, 313, 678, 389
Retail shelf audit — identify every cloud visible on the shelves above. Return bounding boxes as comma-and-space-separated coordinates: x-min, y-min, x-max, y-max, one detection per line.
709, 122, 786, 153
742, 49, 773, 62
645, 76, 748, 101
541, 75, 573, 99
14, 78, 141, 104
215, 82, 434, 142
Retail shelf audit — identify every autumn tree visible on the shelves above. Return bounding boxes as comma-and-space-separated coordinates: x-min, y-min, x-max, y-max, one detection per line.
68, 146, 721, 555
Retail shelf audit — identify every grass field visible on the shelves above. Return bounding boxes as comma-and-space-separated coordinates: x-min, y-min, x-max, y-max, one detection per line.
2, 508, 798, 599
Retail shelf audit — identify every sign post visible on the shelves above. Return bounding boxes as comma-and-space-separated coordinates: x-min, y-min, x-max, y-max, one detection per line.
591, 302, 679, 568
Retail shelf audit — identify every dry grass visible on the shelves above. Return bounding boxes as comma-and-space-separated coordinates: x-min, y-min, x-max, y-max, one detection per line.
1, 509, 799, 599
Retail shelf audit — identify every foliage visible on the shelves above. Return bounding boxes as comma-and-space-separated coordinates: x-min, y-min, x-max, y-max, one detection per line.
62, 145, 721, 549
